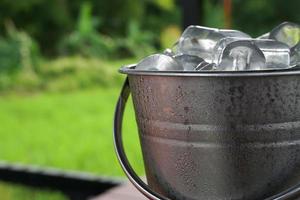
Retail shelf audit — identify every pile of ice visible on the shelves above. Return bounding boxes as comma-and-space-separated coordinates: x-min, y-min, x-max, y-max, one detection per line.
135, 22, 300, 71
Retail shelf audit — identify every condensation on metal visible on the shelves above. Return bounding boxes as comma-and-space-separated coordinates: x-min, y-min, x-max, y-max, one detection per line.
125, 69, 300, 200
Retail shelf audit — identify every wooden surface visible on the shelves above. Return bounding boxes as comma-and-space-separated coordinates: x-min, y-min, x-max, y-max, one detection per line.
91, 182, 146, 200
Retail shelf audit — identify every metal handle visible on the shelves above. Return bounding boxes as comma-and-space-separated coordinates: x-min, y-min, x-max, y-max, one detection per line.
113, 77, 169, 200
113, 77, 300, 200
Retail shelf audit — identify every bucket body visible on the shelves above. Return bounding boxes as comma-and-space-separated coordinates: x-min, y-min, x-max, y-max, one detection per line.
125, 70, 300, 200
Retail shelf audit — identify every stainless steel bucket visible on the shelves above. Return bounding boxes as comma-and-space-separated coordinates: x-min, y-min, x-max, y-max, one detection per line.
114, 65, 300, 200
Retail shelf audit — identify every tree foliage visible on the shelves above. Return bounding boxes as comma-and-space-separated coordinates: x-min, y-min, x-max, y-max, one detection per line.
232, 0, 300, 37
0, 0, 180, 55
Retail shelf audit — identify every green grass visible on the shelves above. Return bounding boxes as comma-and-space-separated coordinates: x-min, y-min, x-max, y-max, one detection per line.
0, 183, 67, 200
0, 86, 145, 199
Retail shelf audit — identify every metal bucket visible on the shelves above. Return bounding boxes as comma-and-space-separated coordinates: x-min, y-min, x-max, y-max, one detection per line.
114, 65, 300, 200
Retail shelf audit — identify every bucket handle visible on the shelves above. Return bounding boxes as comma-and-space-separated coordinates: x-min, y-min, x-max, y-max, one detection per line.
113, 77, 168, 200
113, 77, 300, 200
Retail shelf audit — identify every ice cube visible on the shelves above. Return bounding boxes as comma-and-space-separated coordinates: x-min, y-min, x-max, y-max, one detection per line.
257, 32, 270, 39
174, 54, 204, 70
213, 37, 241, 64
135, 54, 183, 71
214, 38, 290, 70
257, 22, 300, 66
254, 39, 290, 68
195, 61, 216, 71
176, 25, 251, 62
220, 29, 251, 38
163, 48, 175, 57
269, 22, 300, 48
291, 42, 300, 66
217, 40, 266, 71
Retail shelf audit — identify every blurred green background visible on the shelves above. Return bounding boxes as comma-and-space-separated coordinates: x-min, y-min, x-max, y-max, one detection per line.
0, 0, 299, 199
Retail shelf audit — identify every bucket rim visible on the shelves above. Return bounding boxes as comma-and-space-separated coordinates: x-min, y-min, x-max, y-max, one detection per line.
120, 64, 300, 77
